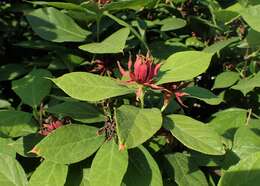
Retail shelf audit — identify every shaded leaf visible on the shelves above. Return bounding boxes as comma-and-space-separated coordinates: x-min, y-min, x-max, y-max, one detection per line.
26, 7, 90, 42
164, 153, 208, 186
122, 146, 163, 186
208, 108, 247, 139
12, 69, 52, 107
0, 110, 37, 138
0, 64, 28, 82
47, 101, 104, 123
218, 152, 260, 186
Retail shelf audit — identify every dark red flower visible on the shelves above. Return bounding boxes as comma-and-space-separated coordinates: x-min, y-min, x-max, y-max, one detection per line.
39, 117, 64, 136
161, 82, 190, 110
117, 53, 162, 88
117, 53, 162, 100
96, 0, 111, 5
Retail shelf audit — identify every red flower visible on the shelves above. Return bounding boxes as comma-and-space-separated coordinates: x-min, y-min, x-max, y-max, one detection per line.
96, 0, 111, 5
39, 119, 64, 136
117, 53, 162, 89
117, 53, 162, 100
161, 82, 190, 110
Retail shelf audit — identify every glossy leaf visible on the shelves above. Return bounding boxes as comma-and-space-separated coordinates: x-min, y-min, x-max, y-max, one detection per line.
0, 138, 16, 158
52, 72, 133, 102
213, 72, 240, 89
79, 27, 130, 54
164, 153, 208, 186
218, 152, 260, 186
231, 72, 260, 95
47, 101, 104, 123
89, 140, 128, 186
116, 105, 162, 149
104, 0, 155, 11
0, 153, 28, 186
240, 5, 260, 32
208, 108, 247, 139
122, 146, 163, 186
184, 86, 223, 105
159, 17, 186, 31
12, 69, 52, 107
157, 51, 213, 84
9, 134, 43, 157
26, 7, 90, 42
203, 37, 239, 53
32, 124, 104, 164
232, 127, 260, 159
0, 110, 37, 137
164, 115, 225, 155
29, 160, 68, 186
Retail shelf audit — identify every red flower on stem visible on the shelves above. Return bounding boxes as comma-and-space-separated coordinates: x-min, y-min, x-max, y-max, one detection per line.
161, 82, 190, 111
117, 53, 162, 100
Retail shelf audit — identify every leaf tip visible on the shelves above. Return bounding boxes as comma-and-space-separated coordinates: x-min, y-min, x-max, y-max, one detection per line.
30, 147, 40, 155
119, 143, 126, 151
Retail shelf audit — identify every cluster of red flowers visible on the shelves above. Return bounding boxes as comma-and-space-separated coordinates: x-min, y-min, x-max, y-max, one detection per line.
95, 0, 111, 5
39, 116, 69, 136
117, 53, 189, 108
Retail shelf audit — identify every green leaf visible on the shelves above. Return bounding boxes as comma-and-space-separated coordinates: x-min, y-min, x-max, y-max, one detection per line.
0, 64, 28, 82
29, 1, 86, 11
185, 37, 205, 48
0, 138, 16, 158
164, 115, 225, 155
33, 124, 104, 164
246, 29, 260, 48
26, 7, 90, 42
157, 51, 213, 84
52, 72, 133, 102
89, 140, 128, 186
231, 72, 260, 95
218, 152, 260, 186
159, 17, 186, 31
0, 153, 28, 186
184, 86, 223, 105
240, 5, 260, 32
203, 37, 239, 53
116, 105, 162, 149
47, 101, 104, 123
164, 153, 208, 186
104, 0, 155, 11
9, 134, 43, 157
208, 108, 247, 139
29, 160, 68, 186
79, 27, 130, 54
213, 72, 240, 89
122, 146, 163, 186
232, 127, 260, 159
12, 69, 52, 107
0, 110, 37, 138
